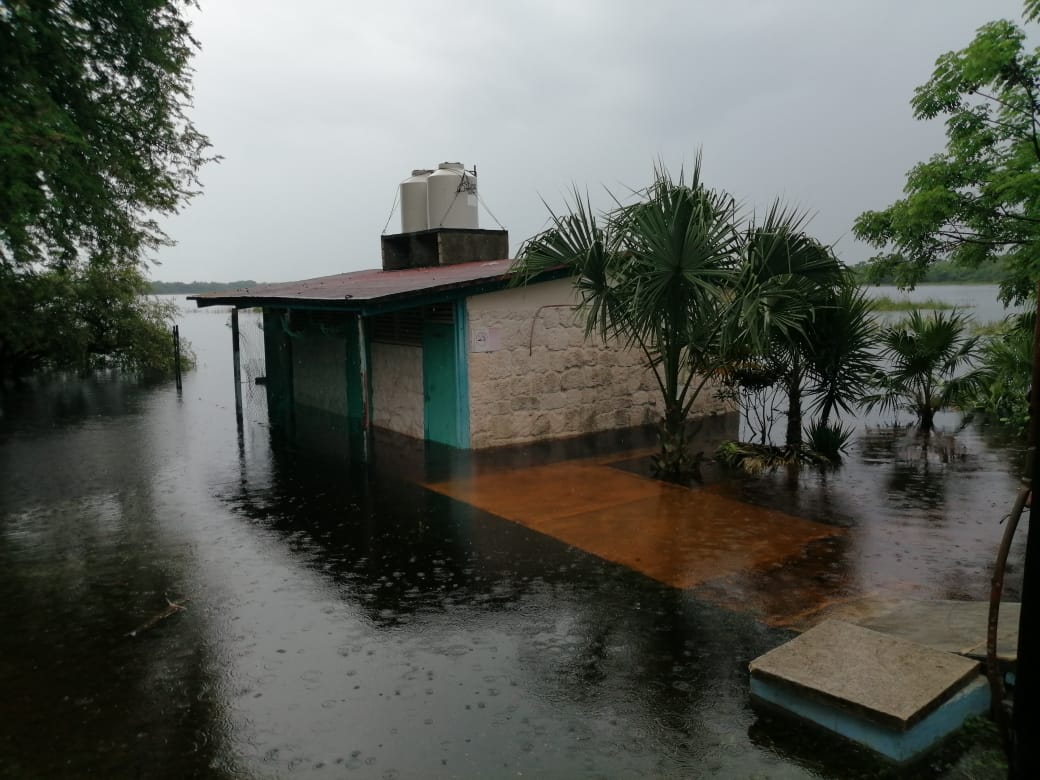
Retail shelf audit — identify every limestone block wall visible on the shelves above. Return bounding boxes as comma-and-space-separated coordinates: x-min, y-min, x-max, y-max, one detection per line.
371, 342, 423, 439
466, 279, 728, 449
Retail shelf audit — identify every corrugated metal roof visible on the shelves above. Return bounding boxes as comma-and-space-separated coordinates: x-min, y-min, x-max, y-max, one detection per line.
189, 259, 519, 311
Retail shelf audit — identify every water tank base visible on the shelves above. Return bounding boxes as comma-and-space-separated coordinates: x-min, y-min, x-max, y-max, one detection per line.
381, 228, 509, 271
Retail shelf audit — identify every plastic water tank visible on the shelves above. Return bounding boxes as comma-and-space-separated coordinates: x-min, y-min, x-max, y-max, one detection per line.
400, 169, 432, 233
427, 162, 478, 229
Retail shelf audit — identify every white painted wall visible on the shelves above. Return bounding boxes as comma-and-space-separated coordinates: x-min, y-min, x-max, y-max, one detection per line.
371, 341, 424, 439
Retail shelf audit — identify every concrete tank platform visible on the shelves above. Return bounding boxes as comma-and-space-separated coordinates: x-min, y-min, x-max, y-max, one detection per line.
749, 620, 990, 762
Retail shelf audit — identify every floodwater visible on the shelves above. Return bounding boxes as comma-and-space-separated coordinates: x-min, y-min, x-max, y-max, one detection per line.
862, 283, 1025, 324
0, 294, 1028, 779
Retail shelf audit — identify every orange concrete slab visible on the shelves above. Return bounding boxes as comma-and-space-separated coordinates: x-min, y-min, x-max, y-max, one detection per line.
432, 461, 664, 522
426, 460, 843, 591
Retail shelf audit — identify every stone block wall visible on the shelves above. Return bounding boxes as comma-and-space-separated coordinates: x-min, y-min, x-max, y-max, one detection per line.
371, 342, 423, 439
466, 279, 729, 449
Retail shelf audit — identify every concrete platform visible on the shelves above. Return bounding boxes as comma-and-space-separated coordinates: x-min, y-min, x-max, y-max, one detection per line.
857, 599, 1019, 664
749, 620, 990, 762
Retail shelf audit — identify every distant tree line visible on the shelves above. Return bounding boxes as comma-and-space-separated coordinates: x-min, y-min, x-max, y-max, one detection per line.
851, 259, 1006, 285
150, 280, 257, 294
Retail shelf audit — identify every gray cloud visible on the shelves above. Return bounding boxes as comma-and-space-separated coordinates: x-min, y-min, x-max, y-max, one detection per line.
154, 0, 1029, 281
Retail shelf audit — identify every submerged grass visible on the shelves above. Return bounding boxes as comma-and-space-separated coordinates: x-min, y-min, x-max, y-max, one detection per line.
867, 296, 959, 312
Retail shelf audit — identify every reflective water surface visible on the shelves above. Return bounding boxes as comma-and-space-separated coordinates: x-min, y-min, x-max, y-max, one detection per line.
0, 300, 1026, 778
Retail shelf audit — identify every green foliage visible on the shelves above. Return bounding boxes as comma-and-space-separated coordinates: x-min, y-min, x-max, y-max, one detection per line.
968, 311, 1034, 430
862, 309, 982, 432
0, 262, 194, 378
721, 269, 877, 450
0, 1, 213, 377
713, 416, 851, 476
714, 439, 836, 474
803, 278, 878, 426
852, 14, 1040, 306
851, 259, 1007, 285
0, 0, 214, 268
727, 213, 851, 448
804, 419, 853, 460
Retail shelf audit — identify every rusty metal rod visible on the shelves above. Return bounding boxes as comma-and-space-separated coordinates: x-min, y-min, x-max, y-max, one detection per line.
987, 482, 1028, 751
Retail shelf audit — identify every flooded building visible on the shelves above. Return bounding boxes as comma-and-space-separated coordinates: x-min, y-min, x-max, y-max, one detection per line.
191, 163, 729, 457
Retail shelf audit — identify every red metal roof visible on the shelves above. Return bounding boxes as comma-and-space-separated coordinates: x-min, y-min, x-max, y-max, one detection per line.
190, 259, 518, 310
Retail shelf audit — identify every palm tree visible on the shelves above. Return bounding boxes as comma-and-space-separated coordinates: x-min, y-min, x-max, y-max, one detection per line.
805, 275, 878, 429
722, 211, 877, 453
512, 160, 836, 479
511, 158, 742, 480
863, 309, 981, 433
729, 206, 847, 448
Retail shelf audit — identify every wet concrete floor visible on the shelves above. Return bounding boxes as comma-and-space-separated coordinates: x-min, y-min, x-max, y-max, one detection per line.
0, 303, 1027, 778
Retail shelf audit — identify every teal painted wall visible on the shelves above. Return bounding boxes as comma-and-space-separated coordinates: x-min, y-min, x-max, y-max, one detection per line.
422, 321, 458, 446
261, 308, 295, 435
262, 304, 469, 453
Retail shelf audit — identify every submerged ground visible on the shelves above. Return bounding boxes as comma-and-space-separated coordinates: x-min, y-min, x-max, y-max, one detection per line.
0, 302, 1026, 778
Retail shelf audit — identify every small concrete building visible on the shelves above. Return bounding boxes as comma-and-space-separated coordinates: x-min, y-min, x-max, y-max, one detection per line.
191, 164, 728, 458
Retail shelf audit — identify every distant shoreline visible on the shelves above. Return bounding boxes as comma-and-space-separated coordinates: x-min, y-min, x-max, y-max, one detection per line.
850, 259, 1002, 285
150, 280, 257, 294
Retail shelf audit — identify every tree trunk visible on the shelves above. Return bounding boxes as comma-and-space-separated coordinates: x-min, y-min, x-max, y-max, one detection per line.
920, 405, 934, 434
786, 361, 803, 449
1010, 291, 1040, 779
653, 404, 690, 482
819, 397, 832, 429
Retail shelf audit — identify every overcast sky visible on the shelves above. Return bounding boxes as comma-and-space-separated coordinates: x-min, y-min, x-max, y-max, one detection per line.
152, 0, 1029, 283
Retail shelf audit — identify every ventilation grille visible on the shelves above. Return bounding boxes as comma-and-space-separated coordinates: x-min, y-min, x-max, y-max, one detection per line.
424, 302, 455, 324
370, 304, 456, 346
371, 309, 421, 346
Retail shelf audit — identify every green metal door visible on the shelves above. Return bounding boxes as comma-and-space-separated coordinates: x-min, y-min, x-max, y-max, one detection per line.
423, 322, 458, 446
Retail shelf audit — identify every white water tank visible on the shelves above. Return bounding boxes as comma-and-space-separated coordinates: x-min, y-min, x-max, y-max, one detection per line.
400, 169, 432, 233
427, 162, 478, 229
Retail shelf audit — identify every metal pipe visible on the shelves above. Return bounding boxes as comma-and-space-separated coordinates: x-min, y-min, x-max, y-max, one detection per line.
173, 325, 182, 392
357, 315, 371, 463
231, 308, 243, 426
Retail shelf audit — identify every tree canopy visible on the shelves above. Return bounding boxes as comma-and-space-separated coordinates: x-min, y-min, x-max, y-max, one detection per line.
0, 1, 213, 377
1, 0, 213, 267
853, 10, 1040, 305
851, 258, 1006, 285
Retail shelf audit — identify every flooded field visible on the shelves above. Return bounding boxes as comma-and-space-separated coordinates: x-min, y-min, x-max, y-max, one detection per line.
0, 294, 1027, 778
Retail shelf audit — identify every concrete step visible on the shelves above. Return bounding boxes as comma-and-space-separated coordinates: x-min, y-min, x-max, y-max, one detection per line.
749, 619, 991, 762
